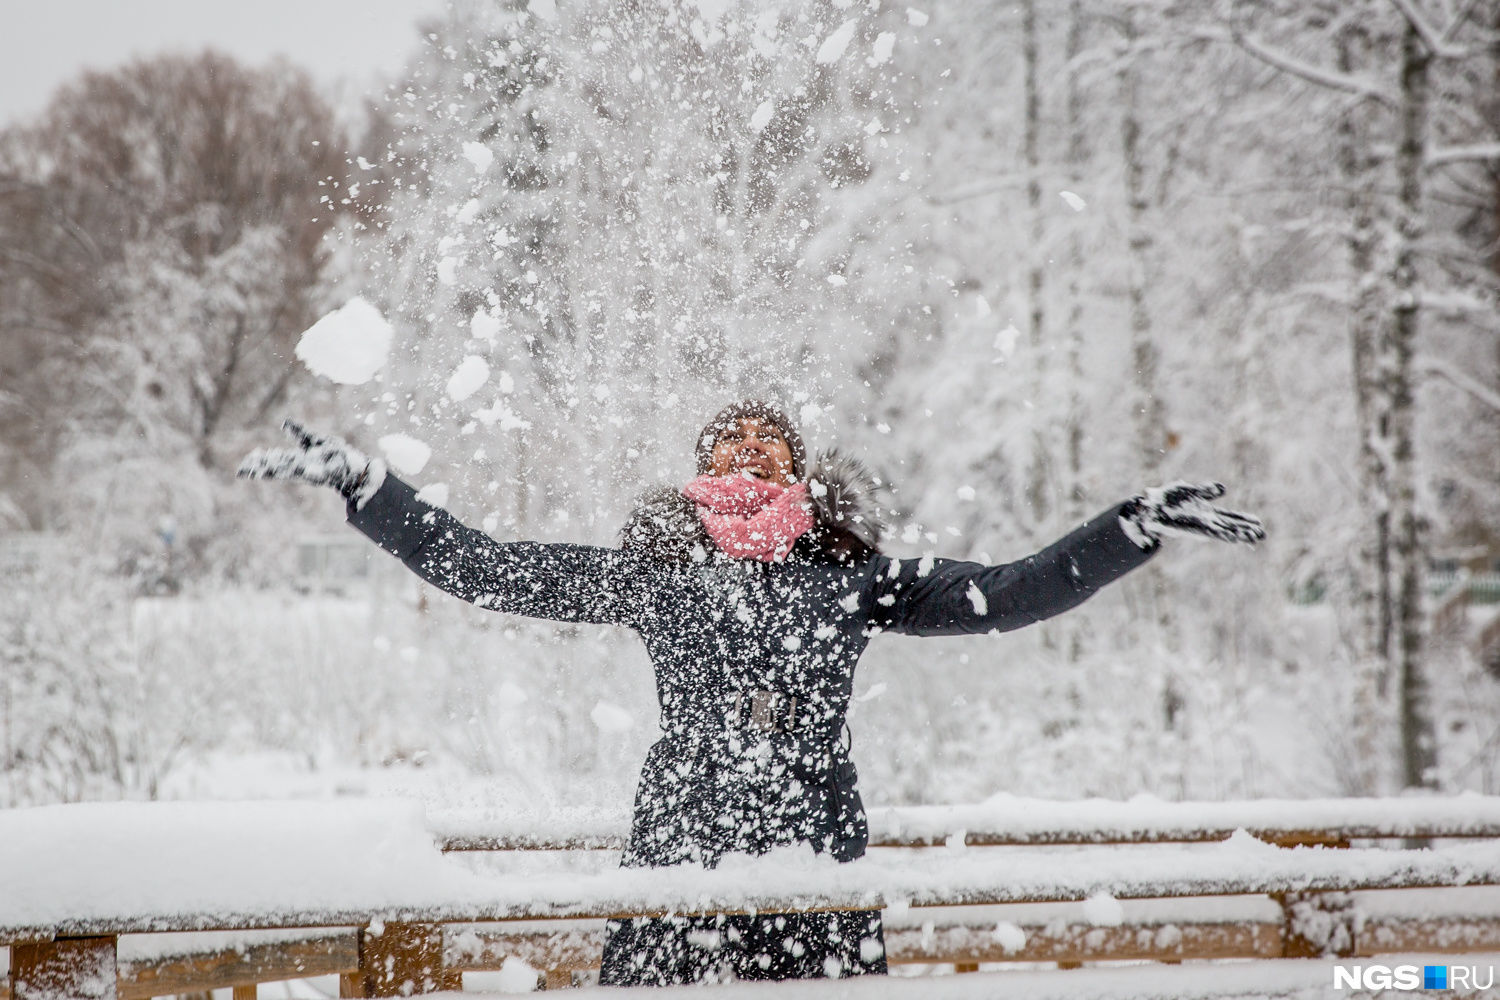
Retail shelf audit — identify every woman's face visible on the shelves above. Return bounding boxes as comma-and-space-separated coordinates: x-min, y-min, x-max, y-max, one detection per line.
708, 417, 795, 485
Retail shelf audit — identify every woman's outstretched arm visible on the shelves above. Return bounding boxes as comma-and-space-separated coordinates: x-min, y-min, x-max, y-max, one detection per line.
861, 503, 1154, 637
348, 473, 642, 627
239, 419, 642, 628
862, 484, 1262, 637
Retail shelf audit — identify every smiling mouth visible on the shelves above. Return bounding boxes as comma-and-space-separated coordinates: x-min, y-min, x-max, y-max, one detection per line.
733, 454, 774, 477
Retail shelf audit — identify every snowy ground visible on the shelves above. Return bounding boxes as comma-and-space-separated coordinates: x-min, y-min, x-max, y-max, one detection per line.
115, 956, 1500, 999
457, 957, 1500, 999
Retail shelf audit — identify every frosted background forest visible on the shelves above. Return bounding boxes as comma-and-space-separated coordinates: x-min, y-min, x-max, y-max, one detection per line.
1, 0, 1498, 815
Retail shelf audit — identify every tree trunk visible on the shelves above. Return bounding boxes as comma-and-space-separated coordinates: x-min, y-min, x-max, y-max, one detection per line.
1120, 13, 1166, 480
1337, 8, 1391, 794
1023, 0, 1052, 528
1390, 18, 1436, 790
1491, 0, 1500, 280
1119, 10, 1174, 653
1063, 0, 1087, 527
1062, 0, 1089, 663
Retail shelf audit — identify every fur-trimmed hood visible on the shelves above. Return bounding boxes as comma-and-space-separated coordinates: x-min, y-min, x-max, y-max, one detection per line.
621, 448, 886, 564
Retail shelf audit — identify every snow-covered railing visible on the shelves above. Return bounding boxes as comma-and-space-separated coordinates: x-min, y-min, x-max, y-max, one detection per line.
431, 793, 1500, 851
5, 798, 1500, 997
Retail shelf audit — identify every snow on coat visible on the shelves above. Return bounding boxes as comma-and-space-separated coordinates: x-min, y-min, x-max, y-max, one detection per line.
346, 451, 1155, 986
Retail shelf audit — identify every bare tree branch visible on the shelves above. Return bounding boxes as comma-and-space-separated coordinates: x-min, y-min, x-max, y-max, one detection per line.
1200, 26, 1398, 108
1426, 143, 1500, 167
1387, 0, 1470, 57
1440, 0, 1487, 44
1420, 357, 1500, 413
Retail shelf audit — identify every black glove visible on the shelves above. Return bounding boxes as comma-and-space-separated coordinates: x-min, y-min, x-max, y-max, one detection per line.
236, 419, 386, 509
1119, 482, 1265, 549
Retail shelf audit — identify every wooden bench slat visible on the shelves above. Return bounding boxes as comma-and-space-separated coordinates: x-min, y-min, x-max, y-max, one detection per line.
10, 936, 117, 1000
1356, 915, 1500, 956
117, 932, 356, 1000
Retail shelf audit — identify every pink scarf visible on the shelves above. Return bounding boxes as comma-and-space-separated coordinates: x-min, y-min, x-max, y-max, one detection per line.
682, 474, 814, 563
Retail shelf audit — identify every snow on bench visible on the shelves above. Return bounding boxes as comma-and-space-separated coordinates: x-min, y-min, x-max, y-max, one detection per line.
430, 793, 1500, 850
5, 798, 1500, 997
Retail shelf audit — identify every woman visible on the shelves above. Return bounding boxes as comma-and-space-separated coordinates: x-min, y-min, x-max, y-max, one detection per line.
239, 399, 1263, 985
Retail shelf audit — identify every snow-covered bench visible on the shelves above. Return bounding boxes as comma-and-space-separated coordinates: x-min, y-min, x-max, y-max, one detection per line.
432, 792, 1500, 850
4, 797, 1500, 997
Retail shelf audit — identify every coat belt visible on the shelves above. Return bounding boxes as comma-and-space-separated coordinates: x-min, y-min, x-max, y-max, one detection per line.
726, 688, 799, 733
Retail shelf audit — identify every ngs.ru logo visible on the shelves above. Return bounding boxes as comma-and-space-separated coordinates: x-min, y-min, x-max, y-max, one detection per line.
1333, 964, 1495, 990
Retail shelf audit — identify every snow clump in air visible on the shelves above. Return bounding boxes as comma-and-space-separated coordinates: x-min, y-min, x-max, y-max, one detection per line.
446, 356, 491, 402
415, 483, 450, 508
1060, 190, 1088, 212
993, 323, 1021, 361
495, 682, 529, 709
749, 100, 775, 133
472, 399, 530, 431
591, 701, 635, 733
470, 308, 503, 342
816, 20, 858, 65
294, 298, 393, 385
379, 434, 433, 475
462, 142, 494, 174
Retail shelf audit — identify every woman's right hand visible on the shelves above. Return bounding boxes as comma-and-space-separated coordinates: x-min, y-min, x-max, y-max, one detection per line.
237, 419, 385, 509
1119, 482, 1265, 549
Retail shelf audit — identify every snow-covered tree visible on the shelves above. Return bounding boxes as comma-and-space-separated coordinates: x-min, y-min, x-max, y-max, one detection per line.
1222, 0, 1500, 790
0, 51, 352, 583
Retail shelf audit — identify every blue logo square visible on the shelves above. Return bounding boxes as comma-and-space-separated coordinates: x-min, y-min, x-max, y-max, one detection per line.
1425, 965, 1447, 990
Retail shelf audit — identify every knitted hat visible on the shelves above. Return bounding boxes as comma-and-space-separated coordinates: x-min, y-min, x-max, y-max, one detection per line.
695, 399, 807, 481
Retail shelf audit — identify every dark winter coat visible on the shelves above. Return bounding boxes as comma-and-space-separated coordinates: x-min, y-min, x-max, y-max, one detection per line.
346, 453, 1155, 985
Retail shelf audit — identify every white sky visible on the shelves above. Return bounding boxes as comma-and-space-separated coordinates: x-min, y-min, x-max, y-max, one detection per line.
0, 0, 452, 129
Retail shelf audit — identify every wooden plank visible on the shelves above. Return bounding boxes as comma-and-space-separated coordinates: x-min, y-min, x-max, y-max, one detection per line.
1276, 891, 1359, 959
11, 936, 118, 1000
445, 911, 1498, 975
1357, 915, 1500, 956
447, 928, 606, 973
908, 830, 1386, 848
232, 987, 257, 1000
7, 911, 1499, 999
883, 920, 1285, 966
342, 923, 457, 997
444, 918, 1285, 974
118, 932, 357, 1000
